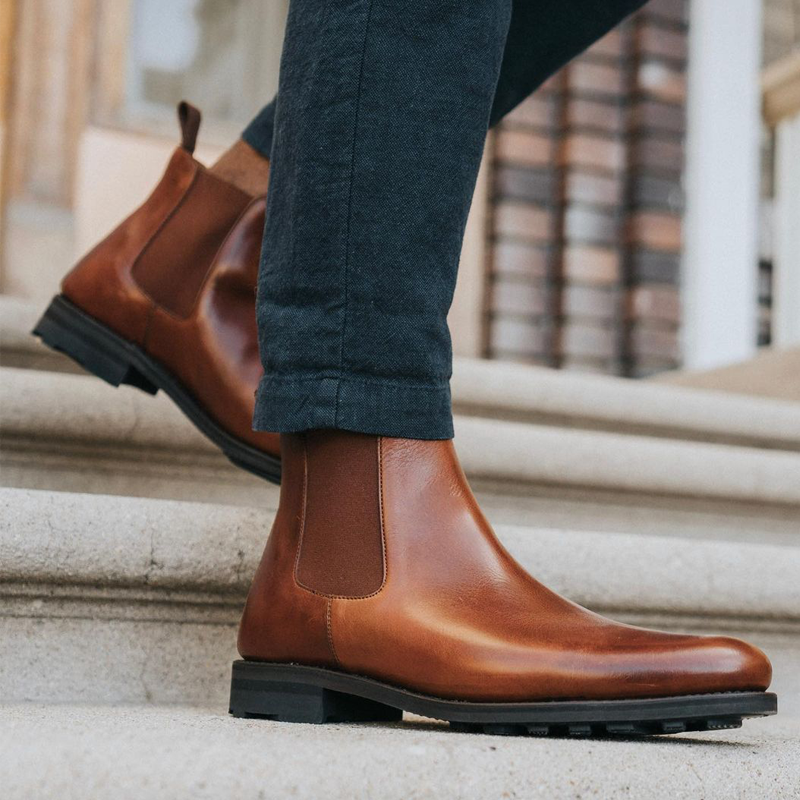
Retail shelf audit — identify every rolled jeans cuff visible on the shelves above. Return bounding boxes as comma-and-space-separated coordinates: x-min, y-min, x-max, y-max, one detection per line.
252, 374, 454, 440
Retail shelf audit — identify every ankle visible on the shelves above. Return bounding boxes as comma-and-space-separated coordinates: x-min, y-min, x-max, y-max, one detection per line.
210, 139, 270, 197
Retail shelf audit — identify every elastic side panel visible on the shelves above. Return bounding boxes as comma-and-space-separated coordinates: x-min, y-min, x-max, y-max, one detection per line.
131, 169, 251, 318
296, 432, 385, 597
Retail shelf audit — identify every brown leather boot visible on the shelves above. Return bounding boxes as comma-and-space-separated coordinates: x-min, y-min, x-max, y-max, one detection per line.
230, 431, 776, 735
33, 103, 280, 482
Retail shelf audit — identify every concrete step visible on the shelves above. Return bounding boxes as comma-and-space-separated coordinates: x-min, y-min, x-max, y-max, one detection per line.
2, 486, 798, 714
655, 344, 800, 403
452, 355, 800, 451
1, 364, 251, 502
0, 295, 81, 373
4, 365, 800, 545
1, 705, 798, 800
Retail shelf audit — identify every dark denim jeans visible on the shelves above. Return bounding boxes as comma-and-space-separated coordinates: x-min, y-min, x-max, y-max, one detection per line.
245, 0, 645, 439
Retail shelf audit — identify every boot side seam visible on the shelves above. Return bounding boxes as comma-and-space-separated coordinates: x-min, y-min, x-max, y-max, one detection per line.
291, 431, 310, 592
326, 598, 341, 667
377, 436, 387, 586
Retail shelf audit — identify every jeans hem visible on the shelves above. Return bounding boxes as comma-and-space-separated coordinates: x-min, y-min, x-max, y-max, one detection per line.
252, 373, 454, 440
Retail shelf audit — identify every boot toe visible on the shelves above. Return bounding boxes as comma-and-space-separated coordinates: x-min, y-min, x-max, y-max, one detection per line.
587, 630, 774, 701
699, 635, 772, 693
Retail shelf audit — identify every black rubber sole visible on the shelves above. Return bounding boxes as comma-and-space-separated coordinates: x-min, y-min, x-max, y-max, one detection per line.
32, 295, 281, 484
229, 661, 777, 737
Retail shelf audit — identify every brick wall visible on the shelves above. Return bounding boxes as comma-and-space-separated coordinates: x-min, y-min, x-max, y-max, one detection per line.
484, 0, 687, 376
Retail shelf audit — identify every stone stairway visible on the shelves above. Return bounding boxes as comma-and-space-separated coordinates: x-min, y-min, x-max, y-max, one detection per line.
2, 294, 800, 798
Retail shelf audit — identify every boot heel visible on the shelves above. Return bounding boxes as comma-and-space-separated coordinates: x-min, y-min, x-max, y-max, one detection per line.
33, 295, 157, 395
229, 661, 402, 724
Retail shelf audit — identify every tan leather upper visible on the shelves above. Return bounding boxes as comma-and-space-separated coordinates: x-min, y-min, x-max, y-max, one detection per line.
238, 431, 772, 702
61, 144, 278, 458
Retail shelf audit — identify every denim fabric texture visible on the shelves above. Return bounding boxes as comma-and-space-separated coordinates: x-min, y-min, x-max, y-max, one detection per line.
490, 0, 646, 124
249, 0, 646, 440
242, 99, 277, 158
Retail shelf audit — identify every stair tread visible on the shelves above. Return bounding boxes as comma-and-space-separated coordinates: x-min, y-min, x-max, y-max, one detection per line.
1, 704, 798, 799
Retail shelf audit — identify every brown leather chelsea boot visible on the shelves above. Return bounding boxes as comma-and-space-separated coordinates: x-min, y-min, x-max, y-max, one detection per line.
229, 431, 776, 736
33, 103, 280, 482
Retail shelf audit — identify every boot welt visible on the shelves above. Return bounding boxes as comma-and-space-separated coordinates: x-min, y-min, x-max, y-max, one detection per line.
32, 295, 281, 485
228, 660, 777, 736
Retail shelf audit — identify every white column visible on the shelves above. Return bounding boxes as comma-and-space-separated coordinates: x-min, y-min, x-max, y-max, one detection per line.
773, 113, 800, 346
681, 0, 763, 369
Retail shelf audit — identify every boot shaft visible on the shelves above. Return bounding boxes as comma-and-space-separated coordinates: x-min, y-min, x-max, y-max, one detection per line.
237, 430, 772, 703
62, 148, 254, 344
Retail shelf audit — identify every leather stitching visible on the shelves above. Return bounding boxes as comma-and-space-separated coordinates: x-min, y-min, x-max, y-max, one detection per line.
292, 433, 310, 590
376, 435, 388, 590
276, 372, 449, 391
326, 599, 341, 667
334, 0, 376, 426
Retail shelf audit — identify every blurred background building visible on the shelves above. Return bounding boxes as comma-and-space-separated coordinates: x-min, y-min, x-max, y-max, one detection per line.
0, 0, 798, 383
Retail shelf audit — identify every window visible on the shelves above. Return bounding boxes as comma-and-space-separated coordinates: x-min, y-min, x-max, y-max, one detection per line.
92, 0, 288, 142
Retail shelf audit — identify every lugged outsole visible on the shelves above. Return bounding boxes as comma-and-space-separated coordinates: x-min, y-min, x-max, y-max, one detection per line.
32, 295, 282, 485
229, 661, 777, 738
448, 717, 744, 737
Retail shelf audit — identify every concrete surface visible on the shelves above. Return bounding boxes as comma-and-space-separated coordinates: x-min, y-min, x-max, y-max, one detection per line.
2, 704, 798, 800
0, 295, 81, 372
1, 365, 214, 453
1, 364, 269, 505
456, 415, 800, 506
657, 345, 800, 403
0, 204, 73, 304
451, 354, 800, 449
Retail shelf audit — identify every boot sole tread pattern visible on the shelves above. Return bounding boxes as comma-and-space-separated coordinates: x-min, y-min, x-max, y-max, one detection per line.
229, 661, 777, 738
32, 295, 281, 485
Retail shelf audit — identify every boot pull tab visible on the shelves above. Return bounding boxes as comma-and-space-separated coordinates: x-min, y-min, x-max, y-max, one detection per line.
178, 101, 202, 154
